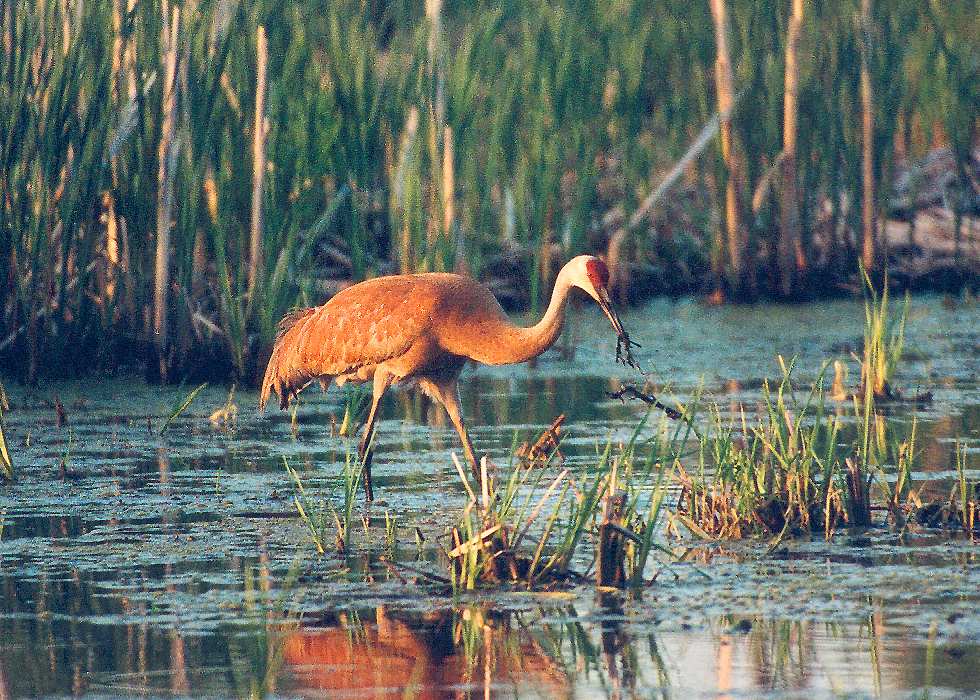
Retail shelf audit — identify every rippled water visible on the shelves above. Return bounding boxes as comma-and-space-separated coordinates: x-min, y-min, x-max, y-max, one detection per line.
0, 295, 978, 698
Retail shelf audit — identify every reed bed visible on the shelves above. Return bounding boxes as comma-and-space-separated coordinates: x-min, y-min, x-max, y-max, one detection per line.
283, 360, 971, 593
1, 0, 975, 383
669, 359, 919, 540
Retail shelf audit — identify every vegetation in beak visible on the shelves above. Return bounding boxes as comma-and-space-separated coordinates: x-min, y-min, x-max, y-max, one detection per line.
597, 294, 641, 370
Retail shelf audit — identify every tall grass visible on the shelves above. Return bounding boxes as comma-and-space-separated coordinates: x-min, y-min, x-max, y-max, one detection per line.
860, 266, 909, 399
1, 0, 973, 382
285, 451, 364, 555
670, 358, 922, 540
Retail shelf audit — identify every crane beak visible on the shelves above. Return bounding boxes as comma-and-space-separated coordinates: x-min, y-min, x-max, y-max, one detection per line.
595, 288, 642, 370
596, 288, 626, 338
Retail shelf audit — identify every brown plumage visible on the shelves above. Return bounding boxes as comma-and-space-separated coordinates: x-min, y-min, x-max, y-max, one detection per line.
260, 255, 632, 500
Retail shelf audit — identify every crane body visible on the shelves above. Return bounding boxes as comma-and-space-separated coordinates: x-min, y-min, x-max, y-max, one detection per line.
260, 255, 631, 501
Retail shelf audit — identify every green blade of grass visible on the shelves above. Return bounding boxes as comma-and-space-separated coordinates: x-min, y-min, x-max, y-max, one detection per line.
160, 382, 208, 434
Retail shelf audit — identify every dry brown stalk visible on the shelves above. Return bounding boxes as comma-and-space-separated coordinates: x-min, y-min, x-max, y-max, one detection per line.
709, 0, 747, 292
247, 25, 268, 300
154, 2, 180, 381
515, 414, 566, 464
447, 524, 502, 558
442, 125, 455, 239
598, 490, 629, 589
777, 0, 805, 296
859, 0, 878, 271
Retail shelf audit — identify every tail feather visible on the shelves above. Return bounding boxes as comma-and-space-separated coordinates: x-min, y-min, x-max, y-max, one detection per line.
259, 308, 317, 411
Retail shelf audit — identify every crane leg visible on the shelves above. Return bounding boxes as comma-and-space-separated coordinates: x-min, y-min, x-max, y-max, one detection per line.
358, 371, 393, 502
428, 379, 480, 485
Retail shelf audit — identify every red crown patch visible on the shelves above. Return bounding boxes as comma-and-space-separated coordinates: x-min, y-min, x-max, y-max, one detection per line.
585, 258, 609, 289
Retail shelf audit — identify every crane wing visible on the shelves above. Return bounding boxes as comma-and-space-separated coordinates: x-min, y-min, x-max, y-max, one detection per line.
259, 278, 435, 410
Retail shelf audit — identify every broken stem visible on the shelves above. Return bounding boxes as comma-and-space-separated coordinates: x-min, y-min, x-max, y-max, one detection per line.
607, 384, 682, 420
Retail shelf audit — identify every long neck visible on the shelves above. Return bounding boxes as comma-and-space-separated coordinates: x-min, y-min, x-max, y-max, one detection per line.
507, 273, 573, 363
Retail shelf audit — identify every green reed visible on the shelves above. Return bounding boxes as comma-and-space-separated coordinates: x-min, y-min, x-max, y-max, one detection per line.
2, 0, 974, 382
671, 356, 924, 540
285, 450, 364, 555
860, 265, 909, 399
446, 414, 679, 592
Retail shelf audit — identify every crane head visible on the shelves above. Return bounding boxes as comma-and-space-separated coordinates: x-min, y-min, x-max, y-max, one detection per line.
567, 256, 642, 370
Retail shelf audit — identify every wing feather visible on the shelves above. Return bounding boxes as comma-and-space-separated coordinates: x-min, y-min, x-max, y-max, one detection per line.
259, 277, 436, 410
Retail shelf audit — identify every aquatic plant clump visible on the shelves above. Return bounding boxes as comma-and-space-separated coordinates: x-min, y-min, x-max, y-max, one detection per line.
445, 413, 678, 592
860, 266, 910, 400
663, 357, 978, 541
914, 443, 980, 537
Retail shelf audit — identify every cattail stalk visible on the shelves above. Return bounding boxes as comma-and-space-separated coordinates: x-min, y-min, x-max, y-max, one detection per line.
859, 0, 877, 271
426, 0, 444, 129
248, 25, 268, 300
442, 125, 455, 241
394, 107, 420, 273
154, 3, 180, 381
104, 0, 126, 312
778, 0, 804, 297
102, 191, 120, 305
709, 0, 747, 293
425, 0, 446, 264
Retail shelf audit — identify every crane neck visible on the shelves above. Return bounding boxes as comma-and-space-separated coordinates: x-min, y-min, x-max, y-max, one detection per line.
512, 271, 574, 363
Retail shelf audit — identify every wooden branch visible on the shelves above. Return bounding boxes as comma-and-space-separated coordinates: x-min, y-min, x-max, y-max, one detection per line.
607, 384, 682, 420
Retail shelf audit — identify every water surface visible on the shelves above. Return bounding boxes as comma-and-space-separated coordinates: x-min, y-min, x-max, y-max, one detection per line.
1, 295, 978, 697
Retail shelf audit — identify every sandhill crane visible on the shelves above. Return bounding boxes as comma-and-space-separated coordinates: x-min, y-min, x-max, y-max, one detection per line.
260, 255, 635, 501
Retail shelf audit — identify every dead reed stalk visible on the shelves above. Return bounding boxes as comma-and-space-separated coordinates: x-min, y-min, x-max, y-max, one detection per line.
154, 2, 180, 382
859, 0, 877, 271
709, 0, 747, 293
248, 24, 268, 301
777, 0, 804, 297
597, 490, 628, 589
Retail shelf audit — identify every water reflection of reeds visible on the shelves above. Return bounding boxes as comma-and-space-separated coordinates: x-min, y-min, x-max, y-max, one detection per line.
4, 558, 980, 698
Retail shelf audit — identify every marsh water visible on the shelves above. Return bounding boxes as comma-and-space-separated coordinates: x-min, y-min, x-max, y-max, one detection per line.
1, 296, 978, 698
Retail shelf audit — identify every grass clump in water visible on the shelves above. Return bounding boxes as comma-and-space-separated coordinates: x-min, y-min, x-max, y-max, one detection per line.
859, 266, 910, 400
285, 451, 364, 555
446, 415, 676, 592
669, 358, 921, 540
913, 443, 979, 537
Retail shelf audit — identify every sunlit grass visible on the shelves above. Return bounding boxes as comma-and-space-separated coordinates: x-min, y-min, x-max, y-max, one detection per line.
285, 452, 365, 555
445, 413, 679, 592
2, 0, 973, 381
860, 266, 909, 399
669, 357, 923, 541
0, 382, 12, 481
